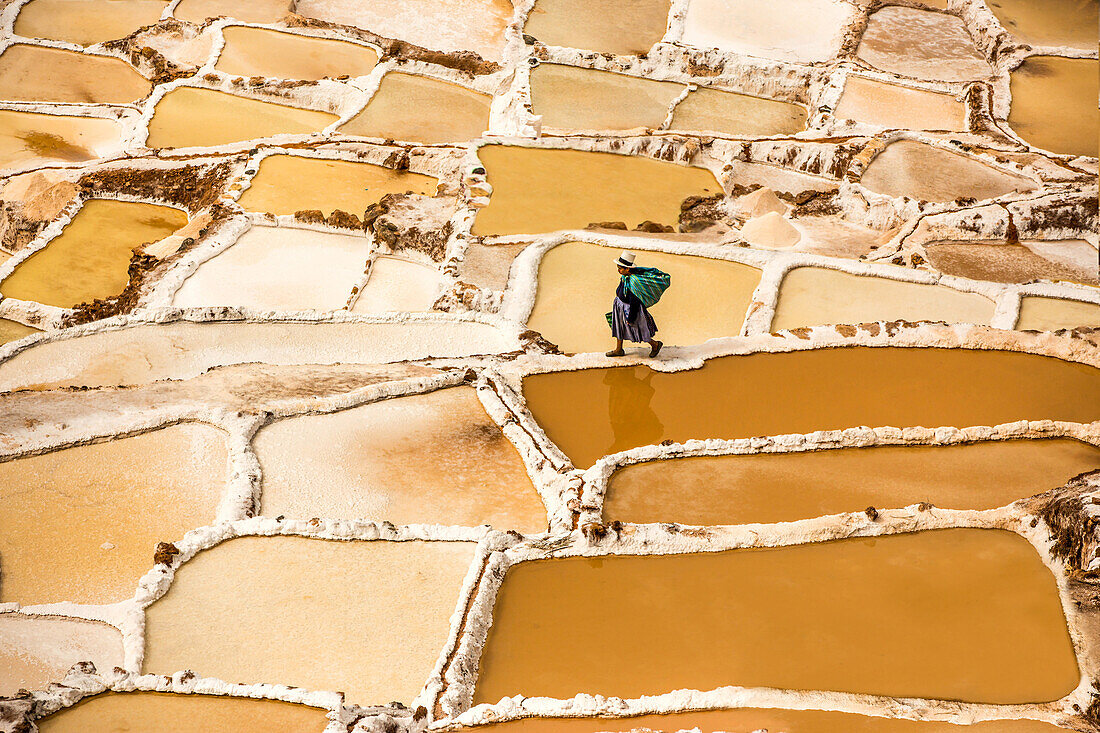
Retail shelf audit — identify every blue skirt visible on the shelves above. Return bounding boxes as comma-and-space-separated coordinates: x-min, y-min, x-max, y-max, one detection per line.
608, 297, 657, 343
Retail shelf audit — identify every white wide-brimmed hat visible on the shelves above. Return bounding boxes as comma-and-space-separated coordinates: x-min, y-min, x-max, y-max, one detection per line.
614, 251, 636, 268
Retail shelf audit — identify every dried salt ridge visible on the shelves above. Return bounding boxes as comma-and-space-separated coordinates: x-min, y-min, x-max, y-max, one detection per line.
0, 0, 1096, 731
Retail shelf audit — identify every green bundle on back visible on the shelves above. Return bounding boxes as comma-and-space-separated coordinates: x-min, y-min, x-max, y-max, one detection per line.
624, 266, 671, 307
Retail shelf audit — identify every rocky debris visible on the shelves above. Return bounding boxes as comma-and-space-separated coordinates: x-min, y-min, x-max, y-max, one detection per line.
585, 221, 628, 230
0, 182, 79, 254
518, 329, 561, 355
432, 280, 495, 313
101, 24, 200, 86
370, 194, 457, 262
78, 161, 236, 213
1026, 470, 1100, 576
679, 193, 726, 232
784, 189, 842, 218
635, 220, 675, 233
326, 209, 362, 230
153, 541, 180, 566
294, 209, 326, 225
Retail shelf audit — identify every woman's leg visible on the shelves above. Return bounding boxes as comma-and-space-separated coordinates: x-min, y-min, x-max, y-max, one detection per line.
606, 338, 625, 356
648, 338, 663, 357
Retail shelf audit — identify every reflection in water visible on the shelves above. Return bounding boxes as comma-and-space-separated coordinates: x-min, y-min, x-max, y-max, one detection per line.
604, 367, 663, 455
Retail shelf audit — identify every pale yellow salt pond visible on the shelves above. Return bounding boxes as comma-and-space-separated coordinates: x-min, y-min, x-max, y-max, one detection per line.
467, 708, 1073, 732
925, 240, 1099, 285
0, 318, 40, 345
0, 45, 151, 104
834, 76, 966, 131
857, 6, 992, 82
36, 692, 330, 733
215, 26, 378, 81
0, 199, 187, 309
0, 320, 513, 392
257, 386, 547, 531
0, 109, 120, 170
237, 154, 437, 217
0, 614, 123, 696
1008, 56, 1099, 158
988, 0, 1098, 50
145, 88, 338, 149
351, 256, 440, 314
682, 0, 854, 63
861, 141, 1035, 202
472, 146, 721, 236
670, 87, 807, 136
527, 242, 760, 353
523, 0, 670, 56
529, 64, 682, 131
144, 537, 475, 704
474, 529, 1078, 704
172, 226, 370, 311
0, 423, 227, 604
173, 0, 292, 24
771, 267, 995, 331
522, 347, 1100, 468
339, 72, 491, 144
14, 0, 169, 46
1017, 296, 1100, 331
295, 0, 513, 61
605, 439, 1100, 526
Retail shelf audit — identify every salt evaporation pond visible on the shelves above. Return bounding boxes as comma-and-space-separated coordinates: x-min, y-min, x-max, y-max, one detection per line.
0, 45, 151, 104
1008, 56, 1099, 158
860, 141, 1035, 202
350, 256, 440, 314
771, 267, 995, 331
0, 199, 187, 309
925, 240, 1099, 285
682, 0, 854, 63
13, 0, 169, 46
1017, 296, 1100, 331
474, 529, 1078, 704
145, 88, 338, 149
0, 423, 227, 604
857, 6, 992, 81
256, 386, 547, 531
522, 0, 670, 56
604, 439, 1100, 525
986, 0, 1099, 50
471, 146, 721, 236
143, 537, 475, 705
0, 318, 39, 345
0, 320, 513, 392
0, 614, 123, 697
834, 76, 966, 131
171, 226, 370, 311
173, 0, 291, 24
0, 109, 120, 169
215, 26, 379, 81
36, 692, 329, 733
522, 347, 1100, 468
238, 154, 438, 217
527, 241, 760, 353
529, 64, 683, 131
670, 86, 807, 136
339, 72, 491, 144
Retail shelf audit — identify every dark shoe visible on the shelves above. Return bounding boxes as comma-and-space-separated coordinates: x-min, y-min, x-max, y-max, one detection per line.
649, 341, 663, 358
605, 349, 626, 357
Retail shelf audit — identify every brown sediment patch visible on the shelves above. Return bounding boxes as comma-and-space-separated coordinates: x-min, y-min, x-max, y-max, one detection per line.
0, 111, 120, 170
523, 0, 670, 56
256, 386, 547, 531
0, 45, 152, 104
143, 536, 476, 706
215, 25, 379, 81
474, 529, 1079, 704
1008, 56, 1099, 159
339, 72, 491, 144
522, 347, 1100, 468
670, 87, 807, 137
35, 692, 330, 733
0, 423, 228, 604
0, 614, 123, 697
238, 154, 437, 217
0, 319, 40, 345
529, 64, 682, 132
471, 146, 721, 237
78, 160, 235, 213
13, 0, 169, 46
924, 240, 1099, 286
604, 439, 1100, 526
986, 0, 1099, 50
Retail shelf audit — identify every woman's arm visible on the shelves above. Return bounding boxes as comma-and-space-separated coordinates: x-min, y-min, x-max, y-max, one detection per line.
621, 282, 643, 321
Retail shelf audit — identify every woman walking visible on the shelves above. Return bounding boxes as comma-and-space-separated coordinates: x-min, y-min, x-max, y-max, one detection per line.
606, 251, 666, 358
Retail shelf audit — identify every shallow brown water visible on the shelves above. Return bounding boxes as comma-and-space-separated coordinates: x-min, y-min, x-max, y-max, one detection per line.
670, 87, 807, 136
237, 154, 437, 216
0, 110, 120, 169
987, 0, 1098, 49
857, 6, 991, 81
522, 347, 1100, 468
861, 141, 1035, 202
925, 240, 1099, 285
468, 709, 1073, 732
529, 64, 682, 131
36, 692, 329, 733
0, 423, 227, 604
523, 0, 670, 56
0, 199, 187, 309
14, 0, 169, 46
473, 529, 1079, 704
143, 537, 475, 705
0, 614, 122, 696
0, 45, 151, 104
605, 439, 1099, 525
215, 26, 378, 81
1008, 56, 1099, 158
472, 146, 720, 236
0, 318, 39, 345
339, 72, 491, 143
834, 76, 965, 131
1017, 297, 1100, 331
173, 0, 292, 23
146, 88, 338, 149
